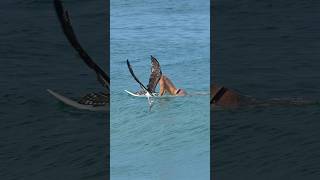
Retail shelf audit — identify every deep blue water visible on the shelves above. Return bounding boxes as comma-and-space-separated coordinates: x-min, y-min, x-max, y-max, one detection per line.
0, 0, 107, 179
110, 0, 210, 179
213, 0, 320, 179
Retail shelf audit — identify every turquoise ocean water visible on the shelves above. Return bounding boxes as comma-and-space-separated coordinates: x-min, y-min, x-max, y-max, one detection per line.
110, 0, 210, 179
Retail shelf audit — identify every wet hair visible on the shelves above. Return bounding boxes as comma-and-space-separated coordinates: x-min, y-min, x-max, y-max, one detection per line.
176, 89, 186, 95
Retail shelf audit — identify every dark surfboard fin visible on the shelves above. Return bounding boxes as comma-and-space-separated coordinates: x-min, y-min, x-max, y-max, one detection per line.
53, 0, 110, 91
147, 55, 162, 93
126, 59, 153, 96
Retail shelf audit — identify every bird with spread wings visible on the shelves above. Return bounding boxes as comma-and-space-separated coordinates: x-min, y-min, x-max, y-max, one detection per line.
53, 0, 109, 107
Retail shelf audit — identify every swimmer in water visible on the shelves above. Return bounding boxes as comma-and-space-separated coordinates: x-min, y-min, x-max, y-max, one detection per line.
159, 75, 187, 96
211, 84, 255, 107
133, 56, 187, 96
211, 84, 316, 108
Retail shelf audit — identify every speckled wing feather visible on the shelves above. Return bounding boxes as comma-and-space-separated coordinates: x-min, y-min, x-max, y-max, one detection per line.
147, 56, 162, 93
78, 92, 109, 107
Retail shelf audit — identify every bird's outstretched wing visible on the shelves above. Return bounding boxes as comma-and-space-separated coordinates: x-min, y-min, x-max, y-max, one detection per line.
147, 55, 162, 93
126, 59, 153, 96
53, 0, 109, 91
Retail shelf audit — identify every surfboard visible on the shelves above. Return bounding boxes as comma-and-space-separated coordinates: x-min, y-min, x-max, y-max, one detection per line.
124, 90, 159, 97
124, 90, 181, 99
47, 89, 108, 111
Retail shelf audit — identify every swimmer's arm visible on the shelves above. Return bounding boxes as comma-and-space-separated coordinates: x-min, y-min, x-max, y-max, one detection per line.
159, 84, 165, 96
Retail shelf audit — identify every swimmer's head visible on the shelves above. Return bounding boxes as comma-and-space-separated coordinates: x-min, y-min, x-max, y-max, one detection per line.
176, 89, 187, 96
